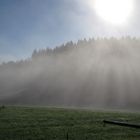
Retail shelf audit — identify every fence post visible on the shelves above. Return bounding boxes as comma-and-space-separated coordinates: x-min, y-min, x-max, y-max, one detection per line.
66, 132, 69, 140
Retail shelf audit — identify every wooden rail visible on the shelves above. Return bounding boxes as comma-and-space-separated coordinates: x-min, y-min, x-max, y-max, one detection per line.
103, 120, 140, 129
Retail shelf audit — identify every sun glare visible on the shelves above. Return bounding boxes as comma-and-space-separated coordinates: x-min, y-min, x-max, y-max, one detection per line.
91, 0, 134, 25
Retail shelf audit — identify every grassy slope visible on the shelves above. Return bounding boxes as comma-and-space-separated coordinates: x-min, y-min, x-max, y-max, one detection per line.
0, 106, 140, 140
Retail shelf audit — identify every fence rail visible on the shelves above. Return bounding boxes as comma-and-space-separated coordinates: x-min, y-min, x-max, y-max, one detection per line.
103, 120, 140, 129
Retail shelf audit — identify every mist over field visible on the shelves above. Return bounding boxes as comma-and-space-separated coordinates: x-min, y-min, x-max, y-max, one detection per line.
0, 38, 140, 109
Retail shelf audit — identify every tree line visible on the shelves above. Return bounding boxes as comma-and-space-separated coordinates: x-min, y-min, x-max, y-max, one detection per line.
0, 37, 140, 109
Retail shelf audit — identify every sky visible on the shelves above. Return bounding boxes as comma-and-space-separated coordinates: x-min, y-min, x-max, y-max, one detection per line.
0, 0, 140, 63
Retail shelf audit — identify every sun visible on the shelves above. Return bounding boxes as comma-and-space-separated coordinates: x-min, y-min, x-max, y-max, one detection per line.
91, 0, 134, 25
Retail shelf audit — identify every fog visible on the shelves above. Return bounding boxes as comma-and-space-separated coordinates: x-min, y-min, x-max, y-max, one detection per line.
0, 38, 140, 110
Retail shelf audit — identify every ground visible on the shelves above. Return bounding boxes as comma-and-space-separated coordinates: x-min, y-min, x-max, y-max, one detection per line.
0, 106, 140, 140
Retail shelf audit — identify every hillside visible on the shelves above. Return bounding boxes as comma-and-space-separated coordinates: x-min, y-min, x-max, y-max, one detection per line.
0, 38, 140, 109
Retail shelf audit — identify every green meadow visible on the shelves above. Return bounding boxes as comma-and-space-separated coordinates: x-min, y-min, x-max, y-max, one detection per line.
0, 106, 140, 140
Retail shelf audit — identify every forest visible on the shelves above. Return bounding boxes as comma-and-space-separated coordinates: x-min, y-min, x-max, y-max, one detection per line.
0, 37, 140, 109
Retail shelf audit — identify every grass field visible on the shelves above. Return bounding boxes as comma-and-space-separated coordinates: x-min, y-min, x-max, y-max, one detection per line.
0, 106, 140, 140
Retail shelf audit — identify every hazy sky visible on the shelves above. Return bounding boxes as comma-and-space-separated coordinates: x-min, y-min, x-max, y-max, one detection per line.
0, 0, 140, 62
